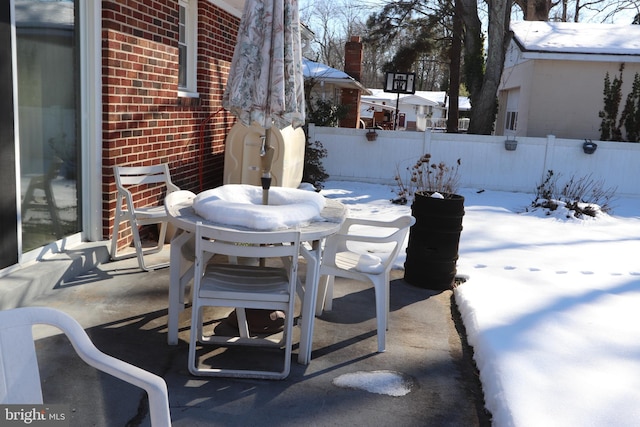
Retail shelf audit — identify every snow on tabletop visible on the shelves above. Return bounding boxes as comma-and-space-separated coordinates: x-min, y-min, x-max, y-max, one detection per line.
194, 184, 325, 230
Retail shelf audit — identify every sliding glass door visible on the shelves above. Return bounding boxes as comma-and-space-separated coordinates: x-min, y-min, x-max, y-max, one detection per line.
16, 0, 80, 252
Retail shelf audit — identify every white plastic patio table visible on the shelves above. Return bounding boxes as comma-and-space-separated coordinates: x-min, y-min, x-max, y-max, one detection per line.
165, 189, 346, 365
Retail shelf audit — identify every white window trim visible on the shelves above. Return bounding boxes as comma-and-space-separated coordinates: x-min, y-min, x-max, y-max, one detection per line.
80, 0, 103, 243
178, 0, 198, 96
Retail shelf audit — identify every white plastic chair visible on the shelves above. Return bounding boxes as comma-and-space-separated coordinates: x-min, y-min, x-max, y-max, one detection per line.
0, 306, 171, 427
111, 164, 179, 271
317, 215, 416, 352
188, 222, 301, 379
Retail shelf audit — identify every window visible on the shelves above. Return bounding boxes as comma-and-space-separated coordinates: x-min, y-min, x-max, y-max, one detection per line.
504, 88, 519, 134
334, 87, 342, 103
178, 0, 197, 95
506, 111, 518, 131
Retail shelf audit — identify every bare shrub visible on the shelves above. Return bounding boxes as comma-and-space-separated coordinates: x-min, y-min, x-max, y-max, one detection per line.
532, 170, 617, 218
393, 154, 461, 204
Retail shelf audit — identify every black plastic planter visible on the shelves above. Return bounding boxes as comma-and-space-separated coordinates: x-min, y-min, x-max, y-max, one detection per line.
404, 191, 465, 291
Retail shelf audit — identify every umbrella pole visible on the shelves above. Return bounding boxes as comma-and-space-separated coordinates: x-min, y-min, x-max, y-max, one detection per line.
260, 131, 275, 205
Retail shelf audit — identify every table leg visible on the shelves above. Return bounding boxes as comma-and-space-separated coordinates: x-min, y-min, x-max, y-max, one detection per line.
297, 240, 322, 365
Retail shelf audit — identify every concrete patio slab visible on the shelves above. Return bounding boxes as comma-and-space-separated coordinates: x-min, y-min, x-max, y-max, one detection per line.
8, 243, 490, 426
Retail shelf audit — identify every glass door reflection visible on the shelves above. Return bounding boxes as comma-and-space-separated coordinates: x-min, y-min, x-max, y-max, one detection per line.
16, 0, 80, 252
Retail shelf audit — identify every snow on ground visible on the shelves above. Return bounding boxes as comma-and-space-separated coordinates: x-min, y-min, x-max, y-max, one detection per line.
320, 180, 640, 427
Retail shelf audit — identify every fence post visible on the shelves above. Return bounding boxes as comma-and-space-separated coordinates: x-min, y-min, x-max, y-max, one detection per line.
542, 134, 556, 182
308, 123, 316, 142
422, 129, 432, 155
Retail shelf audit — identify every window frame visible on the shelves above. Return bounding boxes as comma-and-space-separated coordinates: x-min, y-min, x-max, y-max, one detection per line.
177, 0, 198, 97
505, 111, 518, 132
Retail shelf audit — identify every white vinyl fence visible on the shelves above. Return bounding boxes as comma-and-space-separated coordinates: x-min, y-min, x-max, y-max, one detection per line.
307, 124, 640, 197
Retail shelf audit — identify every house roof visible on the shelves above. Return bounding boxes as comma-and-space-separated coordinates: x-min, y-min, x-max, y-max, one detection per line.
363, 89, 439, 106
362, 89, 470, 111
361, 100, 396, 111
303, 58, 372, 95
511, 21, 640, 59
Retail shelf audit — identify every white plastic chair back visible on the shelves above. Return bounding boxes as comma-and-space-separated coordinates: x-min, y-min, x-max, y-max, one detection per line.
111, 164, 179, 271
0, 307, 171, 426
188, 222, 301, 379
318, 215, 416, 352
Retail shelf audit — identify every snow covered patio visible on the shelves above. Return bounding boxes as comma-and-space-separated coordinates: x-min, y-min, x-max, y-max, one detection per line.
320, 180, 640, 427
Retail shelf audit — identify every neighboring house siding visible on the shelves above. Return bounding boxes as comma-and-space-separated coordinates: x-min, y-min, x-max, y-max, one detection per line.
498, 22, 640, 140
530, 60, 621, 139
102, 0, 238, 245
500, 59, 639, 139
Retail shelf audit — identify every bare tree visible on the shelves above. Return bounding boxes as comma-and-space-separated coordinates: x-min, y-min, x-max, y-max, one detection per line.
573, 0, 640, 23
513, 0, 558, 20
512, 0, 640, 22
459, 0, 513, 134
300, 2, 346, 68
364, 0, 451, 89
300, 0, 396, 88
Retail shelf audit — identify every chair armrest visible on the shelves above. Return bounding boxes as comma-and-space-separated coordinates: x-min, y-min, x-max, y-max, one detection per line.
340, 216, 415, 232
323, 215, 415, 269
25, 308, 172, 427
116, 184, 135, 209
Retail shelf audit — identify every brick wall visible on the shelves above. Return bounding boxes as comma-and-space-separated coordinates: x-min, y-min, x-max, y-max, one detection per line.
102, 0, 238, 245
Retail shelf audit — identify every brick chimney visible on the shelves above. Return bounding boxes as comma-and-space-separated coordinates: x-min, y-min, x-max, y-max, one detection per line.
340, 36, 363, 128
344, 36, 363, 81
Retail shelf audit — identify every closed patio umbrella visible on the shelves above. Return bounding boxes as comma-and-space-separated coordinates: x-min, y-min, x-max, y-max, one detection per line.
223, 0, 306, 204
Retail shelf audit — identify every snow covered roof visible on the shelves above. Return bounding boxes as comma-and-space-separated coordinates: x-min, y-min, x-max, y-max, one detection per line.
400, 94, 440, 107
447, 96, 471, 111
511, 21, 640, 59
362, 89, 470, 111
363, 89, 440, 105
303, 58, 371, 95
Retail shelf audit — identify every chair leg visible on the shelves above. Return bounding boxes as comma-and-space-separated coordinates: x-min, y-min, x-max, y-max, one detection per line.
187, 304, 201, 375
236, 308, 251, 338
324, 275, 335, 312
373, 277, 388, 353
315, 274, 335, 316
128, 218, 158, 272
315, 275, 327, 316
156, 221, 168, 252
110, 212, 123, 261
384, 273, 391, 330
188, 303, 294, 379
116, 217, 169, 271
137, 221, 170, 271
